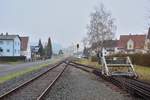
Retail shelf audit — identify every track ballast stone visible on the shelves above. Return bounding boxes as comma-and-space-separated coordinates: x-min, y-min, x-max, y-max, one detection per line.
45, 66, 133, 100
1, 64, 66, 100
0, 62, 61, 96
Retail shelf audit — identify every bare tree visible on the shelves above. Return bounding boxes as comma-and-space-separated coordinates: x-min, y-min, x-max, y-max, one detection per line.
86, 3, 116, 50
82, 37, 88, 47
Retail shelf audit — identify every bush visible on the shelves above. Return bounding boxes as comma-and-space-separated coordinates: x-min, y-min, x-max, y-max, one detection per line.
111, 54, 150, 67
91, 56, 98, 62
0, 56, 26, 62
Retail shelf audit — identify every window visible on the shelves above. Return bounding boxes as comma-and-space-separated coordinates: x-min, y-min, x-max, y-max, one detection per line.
0, 47, 3, 52
129, 44, 132, 49
0, 41, 3, 44
7, 49, 10, 52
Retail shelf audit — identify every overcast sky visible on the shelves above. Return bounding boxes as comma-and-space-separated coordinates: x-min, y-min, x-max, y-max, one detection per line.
0, 0, 149, 48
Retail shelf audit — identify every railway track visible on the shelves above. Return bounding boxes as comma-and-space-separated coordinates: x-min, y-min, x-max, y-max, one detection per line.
0, 60, 69, 100
67, 61, 99, 73
112, 77, 150, 100
69, 62, 150, 100
70, 61, 99, 70
93, 70, 150, 100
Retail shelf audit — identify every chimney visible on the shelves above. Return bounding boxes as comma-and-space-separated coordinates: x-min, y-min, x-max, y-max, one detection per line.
1, 33, 3, 35
6, 32, 8, 35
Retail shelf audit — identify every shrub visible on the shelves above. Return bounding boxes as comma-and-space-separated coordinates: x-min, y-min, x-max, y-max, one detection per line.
111, 54, 150, 67
0, 56, 26, 62
91, 56, 98, 62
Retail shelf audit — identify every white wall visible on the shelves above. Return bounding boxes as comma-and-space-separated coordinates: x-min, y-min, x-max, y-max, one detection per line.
127, 39, 134, 50
13, 37, 21, 56
0, 36, 21, 56
0, 40, 13, 56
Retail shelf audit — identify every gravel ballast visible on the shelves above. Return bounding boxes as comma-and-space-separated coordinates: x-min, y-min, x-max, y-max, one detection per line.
1, 63, 66, 100
45, 66, 133, 100
0, 61, 63, 96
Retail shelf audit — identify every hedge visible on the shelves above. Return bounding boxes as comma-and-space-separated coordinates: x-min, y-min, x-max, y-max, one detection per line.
90, 54, 150, 67
91, 56, 98, 62
110, 54, 150, 67
0, 56, 26, 62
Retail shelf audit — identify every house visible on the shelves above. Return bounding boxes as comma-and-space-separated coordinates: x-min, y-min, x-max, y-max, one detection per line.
102, 40, 119, 54
91, 40, 119, 55
20, 37, 31, 59
145, 28, 150, 53
0, 33, 21, 56
117, 34, 147, 54
30, 46, 40, 59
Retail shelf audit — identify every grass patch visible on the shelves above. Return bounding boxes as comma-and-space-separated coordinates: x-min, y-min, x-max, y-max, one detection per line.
0, 61, 24, 65
0, 64, 49, 83
76, 58, 101, 69
77, 59, 150, 82
7, 61, 25, 65
135, 65, 150, 82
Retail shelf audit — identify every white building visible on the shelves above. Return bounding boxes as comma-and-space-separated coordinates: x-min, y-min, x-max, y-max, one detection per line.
0, 33, 21, 56
118, 34, 147, 54
20, 37, 31, 59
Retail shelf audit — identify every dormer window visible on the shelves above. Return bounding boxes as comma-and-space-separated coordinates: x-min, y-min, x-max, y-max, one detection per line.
127, 39, 134, 50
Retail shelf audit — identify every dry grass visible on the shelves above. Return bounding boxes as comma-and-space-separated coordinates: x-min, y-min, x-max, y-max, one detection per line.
77, 58, 150, 82
134, 65, 150, 82
76, 58, 101, 69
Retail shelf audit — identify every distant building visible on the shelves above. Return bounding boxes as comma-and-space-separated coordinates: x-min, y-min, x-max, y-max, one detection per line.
20, 37, 31, 59
145, 28, 150, 53
0, 33, 21, 56
30, 46, 40, 59
117, 34, 147, 54
91, 40, 119, 55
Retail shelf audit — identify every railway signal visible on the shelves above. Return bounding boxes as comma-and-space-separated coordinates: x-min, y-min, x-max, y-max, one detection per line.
77, 44, 79, 49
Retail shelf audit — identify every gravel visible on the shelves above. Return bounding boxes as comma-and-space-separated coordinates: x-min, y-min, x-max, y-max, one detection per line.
45, 66, 135, 100
1, 63, 66, 100
0, 62, 62, 96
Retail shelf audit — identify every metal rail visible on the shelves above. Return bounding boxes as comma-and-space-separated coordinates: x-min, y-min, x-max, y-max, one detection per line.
37, 64, 68, 100
115, 77, 150, 99
102, 76, 150, 100
71, 62, 150, 100
70, 61, 99, 70
68, 63, 91, 72
0, 60, 67, 99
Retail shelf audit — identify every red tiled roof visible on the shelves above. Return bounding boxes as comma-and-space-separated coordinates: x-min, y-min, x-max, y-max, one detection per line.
20, 37, 29, 51
118, 35, 146, 49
